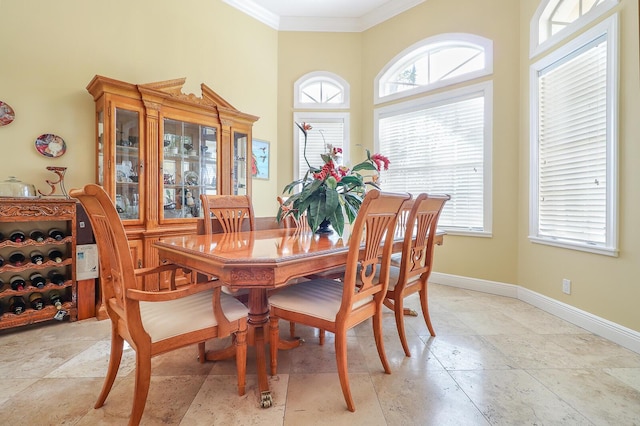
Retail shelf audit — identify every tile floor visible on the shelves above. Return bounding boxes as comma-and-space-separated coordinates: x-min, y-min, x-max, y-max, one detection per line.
1, 283, 640, 425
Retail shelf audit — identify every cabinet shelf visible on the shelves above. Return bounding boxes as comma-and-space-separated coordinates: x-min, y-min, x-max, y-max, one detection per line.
1, 258, 72, 273
0, 281, 72, 298
0, 301, 74, 328
0, 236, 72, 249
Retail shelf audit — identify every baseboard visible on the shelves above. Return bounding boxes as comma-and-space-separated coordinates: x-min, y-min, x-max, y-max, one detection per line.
429, 272, 640, 355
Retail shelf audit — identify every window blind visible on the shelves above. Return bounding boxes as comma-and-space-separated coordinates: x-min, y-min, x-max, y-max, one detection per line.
378, 94, 485, 231
537, 35, 607, 244
297, 120, 345, 180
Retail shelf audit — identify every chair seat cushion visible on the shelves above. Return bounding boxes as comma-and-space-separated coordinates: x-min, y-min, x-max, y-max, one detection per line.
390, 253, 402, 267
269, 279, 372, 322
140, 289, 248, 343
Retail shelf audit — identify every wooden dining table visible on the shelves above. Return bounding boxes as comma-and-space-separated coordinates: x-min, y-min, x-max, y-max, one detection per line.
153, 226, 444, 408
153, 227, 354, 407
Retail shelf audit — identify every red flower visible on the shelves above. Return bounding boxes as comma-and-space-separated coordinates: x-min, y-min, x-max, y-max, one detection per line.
371, 153, 390, 171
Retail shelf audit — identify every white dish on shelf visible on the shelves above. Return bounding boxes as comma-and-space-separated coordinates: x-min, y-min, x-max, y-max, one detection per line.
184, 171, 199, 185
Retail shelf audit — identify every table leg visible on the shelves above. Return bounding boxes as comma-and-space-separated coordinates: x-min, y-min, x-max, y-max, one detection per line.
247, 289, 273, 408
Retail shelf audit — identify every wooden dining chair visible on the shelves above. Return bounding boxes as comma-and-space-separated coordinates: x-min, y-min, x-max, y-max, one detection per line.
199, 193, 255, 298
70, 184, 249, 426
200, 194, 256, 234
383, 193, 449, 357
268, 189, 410, 412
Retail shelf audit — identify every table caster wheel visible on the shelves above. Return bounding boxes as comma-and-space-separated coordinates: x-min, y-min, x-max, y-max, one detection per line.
260, 391, 273, 408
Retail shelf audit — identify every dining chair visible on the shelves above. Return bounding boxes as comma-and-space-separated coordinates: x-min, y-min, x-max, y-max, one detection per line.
268, 189, 410, 412
383, 193, 449, 357
199, 193, 255, 296
200, 194, 256, 234
277, 195, 325, 344
70, 184, 249, 426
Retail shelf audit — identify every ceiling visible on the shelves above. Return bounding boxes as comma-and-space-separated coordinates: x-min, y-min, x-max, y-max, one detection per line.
223, 0, 427, 32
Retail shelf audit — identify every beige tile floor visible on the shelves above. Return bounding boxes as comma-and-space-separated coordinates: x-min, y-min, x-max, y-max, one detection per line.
1, 283, 640, 425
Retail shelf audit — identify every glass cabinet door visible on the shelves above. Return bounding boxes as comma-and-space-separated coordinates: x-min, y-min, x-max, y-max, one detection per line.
162, 118, 218, 220
114, 108, 141, 221
233, 131, 248, 195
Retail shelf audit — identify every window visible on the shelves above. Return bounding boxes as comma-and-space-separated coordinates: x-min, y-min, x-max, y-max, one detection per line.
374, 33, 493, 235
529, 14, 618, 256
530, 0, 618, 57
293, 112, 350, 180
375, 33, 492, 104
293, 72, 350, 180
294, 71, 350, 109
376, 82, 492, 235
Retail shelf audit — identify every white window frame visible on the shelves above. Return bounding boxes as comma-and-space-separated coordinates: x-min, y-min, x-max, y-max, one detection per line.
292, 112, 350, 180
374, 81, 493, 236
374, 33, 493, 105
294, 71, 350, 109
530, 0, 618, 58
529, 14, 618, 256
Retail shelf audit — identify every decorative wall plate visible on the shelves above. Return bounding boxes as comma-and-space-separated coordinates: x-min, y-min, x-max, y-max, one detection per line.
35, 134, 67, 158
0, 101, 15, 126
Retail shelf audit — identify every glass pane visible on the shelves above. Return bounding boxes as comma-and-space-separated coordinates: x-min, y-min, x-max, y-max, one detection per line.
114, 108, 140, 221
97, 110, 104, 186
163, 118, 217, 219
233, 132, 248, 195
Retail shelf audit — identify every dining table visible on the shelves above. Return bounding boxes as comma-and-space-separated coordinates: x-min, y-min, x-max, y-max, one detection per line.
153, 226, 444, 408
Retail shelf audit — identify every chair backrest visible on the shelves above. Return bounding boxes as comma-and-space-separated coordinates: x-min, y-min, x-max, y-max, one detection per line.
277, 195, 310, 231
200, 194, 256, 234
398, 193, 450, 283
340, 190, 410, 315
69, 184, 139, 325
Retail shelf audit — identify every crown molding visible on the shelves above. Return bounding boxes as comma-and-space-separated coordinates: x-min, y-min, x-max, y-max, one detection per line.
224, 0, 426, 32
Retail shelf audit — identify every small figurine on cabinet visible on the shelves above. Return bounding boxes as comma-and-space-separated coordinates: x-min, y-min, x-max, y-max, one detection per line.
185, 190, 195, 207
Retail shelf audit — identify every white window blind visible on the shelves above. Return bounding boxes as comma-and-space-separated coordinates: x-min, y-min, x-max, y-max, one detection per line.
378, 92, 485, 231
297, 119, 345, 180
537, 34, 607, 244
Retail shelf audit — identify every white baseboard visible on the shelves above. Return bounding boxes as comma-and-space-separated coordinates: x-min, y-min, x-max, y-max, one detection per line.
430, 272, 640, 355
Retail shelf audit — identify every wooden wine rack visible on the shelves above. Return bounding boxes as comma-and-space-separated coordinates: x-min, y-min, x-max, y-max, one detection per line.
0, 198, 77, 330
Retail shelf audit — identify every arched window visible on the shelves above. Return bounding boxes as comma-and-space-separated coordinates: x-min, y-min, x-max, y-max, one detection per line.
293, 72, 350, 180
530, 0, 618, 57
374, 33, 494, 236
294, 71, 350, 109
375, 33, 492, 104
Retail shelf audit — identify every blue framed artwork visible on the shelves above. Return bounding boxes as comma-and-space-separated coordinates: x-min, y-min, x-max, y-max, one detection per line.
252, 139, 270, 180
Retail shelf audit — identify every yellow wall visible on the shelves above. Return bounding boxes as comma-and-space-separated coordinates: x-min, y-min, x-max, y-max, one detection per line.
0, 0, 279, 215
517, 0, 640, 331
2, 0, 639, 332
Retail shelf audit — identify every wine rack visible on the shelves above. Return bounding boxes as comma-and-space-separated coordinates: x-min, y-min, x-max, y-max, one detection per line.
0, 198, 77, 330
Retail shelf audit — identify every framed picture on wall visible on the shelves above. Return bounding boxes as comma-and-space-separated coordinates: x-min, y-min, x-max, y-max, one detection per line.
252, 139, 270, 180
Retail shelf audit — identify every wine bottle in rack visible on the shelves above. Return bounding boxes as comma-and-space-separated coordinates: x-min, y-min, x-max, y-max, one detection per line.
30, 272, 46, 289
48, 249, 64, 263
48, 270, 66, 286
29, 230, 46, 242
30, 250, 45, 265
29, 292, 44, 310
9, 296, 26, 314
48, 228, 65, 241
0, 231, 4, 242
8, 251, 26, 266
0, 255, 4, 267
9, 231, 26, 243
0, 278, 5, 292
49, 290, 63, 310
10, 275, 26, 291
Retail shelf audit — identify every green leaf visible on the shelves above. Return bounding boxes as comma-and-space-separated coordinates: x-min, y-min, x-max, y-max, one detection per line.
351, 161, 377, 172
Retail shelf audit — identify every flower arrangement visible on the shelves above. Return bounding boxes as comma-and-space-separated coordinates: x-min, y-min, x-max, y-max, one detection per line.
277, 122, 390, 236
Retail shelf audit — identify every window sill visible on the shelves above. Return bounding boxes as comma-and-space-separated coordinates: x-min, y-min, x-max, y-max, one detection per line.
528, 236, 618, 257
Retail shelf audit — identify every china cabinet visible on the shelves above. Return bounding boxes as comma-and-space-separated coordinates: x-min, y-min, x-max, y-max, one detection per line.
87, 75, 258, 289
0, 198, 77, 329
